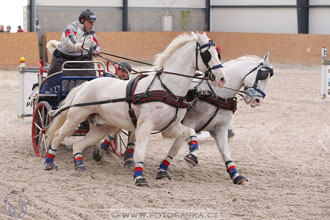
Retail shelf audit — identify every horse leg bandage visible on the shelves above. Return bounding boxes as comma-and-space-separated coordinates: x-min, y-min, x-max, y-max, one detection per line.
225, 160, 239, 180
74, 152, 84, 166
133, 161, 144, 179
188, 135, 199, 156
45, 148, 57, 163
100, 137, 112, 151
124, 143, 135, 161
159, 155, 173, 171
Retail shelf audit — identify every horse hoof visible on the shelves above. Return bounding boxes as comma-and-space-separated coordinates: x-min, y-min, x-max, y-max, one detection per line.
75, 164, 86, 172
228, 129, 235, 138
184, 154, 198, 168
44, 162, 58, 171
233, 175, 248, 185
135, 176, 149, 187
92, 148, 103, 162
124, 159, 135, 169
156, 170, 171, 180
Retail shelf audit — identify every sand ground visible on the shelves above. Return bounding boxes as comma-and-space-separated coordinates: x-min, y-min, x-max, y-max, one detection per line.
0, 63, 329, 220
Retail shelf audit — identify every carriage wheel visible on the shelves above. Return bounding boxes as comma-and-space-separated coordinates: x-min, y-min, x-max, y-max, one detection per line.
31, 101, 52, 158
110, 130, 130, 156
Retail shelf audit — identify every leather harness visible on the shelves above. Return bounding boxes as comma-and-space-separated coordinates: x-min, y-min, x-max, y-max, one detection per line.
190, 80, 237, 133
195, 92, 237, 133
126, 72, 190, 133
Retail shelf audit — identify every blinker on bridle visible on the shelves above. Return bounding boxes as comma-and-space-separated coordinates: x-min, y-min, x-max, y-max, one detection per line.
242, 63, 274, 98
196, 40, 223, 81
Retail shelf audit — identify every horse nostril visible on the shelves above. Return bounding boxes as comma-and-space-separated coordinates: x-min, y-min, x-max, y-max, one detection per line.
255, 99, 260, 103
220, 77, 225, 83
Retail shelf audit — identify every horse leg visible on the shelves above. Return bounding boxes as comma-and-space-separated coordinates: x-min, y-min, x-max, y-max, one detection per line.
133, 120, 153, 187
93, 130, 136, 169
123, 132, 136, 168
156, 123, 197, 180
44, 119, 80, 171
228, 115, 235, 138
73, 123, 116, 171
92, 128, 120, 162
209, 126, 248, 185
156, 137, 185, 180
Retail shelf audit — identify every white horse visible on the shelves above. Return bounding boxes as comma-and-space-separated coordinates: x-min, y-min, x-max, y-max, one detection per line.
44, 32, 226, 186
155, 53, 273, 185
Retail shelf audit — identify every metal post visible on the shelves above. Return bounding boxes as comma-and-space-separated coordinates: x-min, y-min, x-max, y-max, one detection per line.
29, 0, 36, 32
18, 58, 26, 122
321, 47, 328, 98
205, 0, 210, 31
123, 0, 128, 31
296, 0, 309, 34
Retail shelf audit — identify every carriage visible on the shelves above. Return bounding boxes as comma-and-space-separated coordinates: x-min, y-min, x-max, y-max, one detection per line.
31, 60, 129, 158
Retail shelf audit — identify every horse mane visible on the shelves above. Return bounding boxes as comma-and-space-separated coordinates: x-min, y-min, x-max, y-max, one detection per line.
153, 32, 198, 67
46, 40, 60, 54
225, 55, 262, 65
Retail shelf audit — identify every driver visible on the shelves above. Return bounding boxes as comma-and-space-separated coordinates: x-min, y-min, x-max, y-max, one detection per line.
43, 9, 100, 93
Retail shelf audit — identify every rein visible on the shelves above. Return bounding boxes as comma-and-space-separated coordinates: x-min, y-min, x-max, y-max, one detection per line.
99, 51, 153, 66
53, 40, 223, 133
96, 53, 211, 81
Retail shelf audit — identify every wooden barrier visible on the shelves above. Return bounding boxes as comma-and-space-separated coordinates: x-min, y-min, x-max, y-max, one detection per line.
45, 31, 330, 66
0, 32, 40, 68
44, 32, 183, 64
207, 32, 328, 66
1, 31, 330, 68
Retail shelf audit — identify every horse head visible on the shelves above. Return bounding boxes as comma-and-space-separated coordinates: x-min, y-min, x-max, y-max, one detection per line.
242, 52, 274, 107
195, 32, 226, 88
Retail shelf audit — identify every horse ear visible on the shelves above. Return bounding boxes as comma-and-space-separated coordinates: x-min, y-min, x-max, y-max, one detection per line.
202, 32, 208, 38
263, 52, 270, 65
196, 32, 203, 41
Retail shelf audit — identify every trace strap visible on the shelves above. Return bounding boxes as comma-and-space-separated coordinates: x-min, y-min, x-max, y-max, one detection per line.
126, 71, 191, 134
195, 91, 237, 133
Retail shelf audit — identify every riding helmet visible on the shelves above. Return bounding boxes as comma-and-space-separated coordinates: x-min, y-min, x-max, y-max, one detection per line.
118, 62, 132, 73
79, 9, 96, 23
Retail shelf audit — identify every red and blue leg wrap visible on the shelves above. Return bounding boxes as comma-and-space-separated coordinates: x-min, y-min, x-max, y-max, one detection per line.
159, 155, 173, 171
45, 148, 56, 164
188, 135, 198, 153
100, 138, 111, 151
133, 161, 144, 179
74, 152, 84, 166
225, 160, 239, 179
124, 143, 135, 161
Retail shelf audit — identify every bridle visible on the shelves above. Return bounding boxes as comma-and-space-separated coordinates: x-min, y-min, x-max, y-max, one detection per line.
242, 63, 274, 99
196, 40, 223, 81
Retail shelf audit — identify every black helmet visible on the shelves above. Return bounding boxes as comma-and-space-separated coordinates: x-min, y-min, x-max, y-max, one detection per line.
79, 9, 96, 23
118, 62, 132, 73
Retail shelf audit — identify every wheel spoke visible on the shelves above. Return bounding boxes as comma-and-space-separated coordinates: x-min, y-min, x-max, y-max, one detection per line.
118, 134, 127, 154
34, 121, 42, 131
37, 108, 44, 127
42, 135, 48, 156
32, 133, 41, 139
38, 130, 43, 147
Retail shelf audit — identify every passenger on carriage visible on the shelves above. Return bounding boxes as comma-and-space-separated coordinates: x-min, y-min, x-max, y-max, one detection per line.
93, 62, 132, 160
104, 61, 132, 80
42, 9, 100, 93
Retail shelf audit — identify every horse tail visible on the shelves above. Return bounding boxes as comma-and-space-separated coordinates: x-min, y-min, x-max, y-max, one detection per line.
46, 40, 60, 54
46, 83, 85, 145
